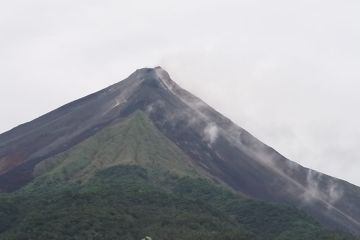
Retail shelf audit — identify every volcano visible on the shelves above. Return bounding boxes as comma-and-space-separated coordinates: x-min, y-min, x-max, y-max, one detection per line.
0, 67, 359, 238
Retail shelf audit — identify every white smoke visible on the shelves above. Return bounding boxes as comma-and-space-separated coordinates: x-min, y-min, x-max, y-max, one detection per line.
219, 120, 347, 213
203, 123, 219, 144
327, 182, 344, 205
303, 170, 323, 202
146, 68, 360, 229
145, 103, 155, 114
156, 68, 348, 209
303, 170, 344, 206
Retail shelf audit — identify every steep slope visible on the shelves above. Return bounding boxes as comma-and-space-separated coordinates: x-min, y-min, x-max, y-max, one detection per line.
32, 111, 199, 183
0, 67, 359, 235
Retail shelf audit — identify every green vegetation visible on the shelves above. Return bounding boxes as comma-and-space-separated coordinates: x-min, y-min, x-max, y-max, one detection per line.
0, 165, 356, 240
0, 112, 357, 239
33, 111, 199, 183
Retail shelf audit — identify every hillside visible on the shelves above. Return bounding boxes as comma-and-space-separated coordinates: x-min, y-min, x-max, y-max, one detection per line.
0, 67, 359, 237
0, 164, 355, 240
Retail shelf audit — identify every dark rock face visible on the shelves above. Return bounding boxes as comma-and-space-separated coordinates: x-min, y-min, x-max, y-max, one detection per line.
0, 67, 359, 234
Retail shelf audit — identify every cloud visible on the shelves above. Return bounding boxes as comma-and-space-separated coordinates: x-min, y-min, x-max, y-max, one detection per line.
0, 0, 360, 186
203, 123, 219, 144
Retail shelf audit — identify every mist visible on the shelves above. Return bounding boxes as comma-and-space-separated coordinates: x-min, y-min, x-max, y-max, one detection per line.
0, 0, 359, 186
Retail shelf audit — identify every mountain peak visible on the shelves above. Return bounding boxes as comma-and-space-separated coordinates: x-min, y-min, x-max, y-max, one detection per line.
1, 67, 360, 235
128, 66, 176, 92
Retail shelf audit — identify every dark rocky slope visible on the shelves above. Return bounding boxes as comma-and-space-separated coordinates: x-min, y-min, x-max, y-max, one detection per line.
0, 67, 359, 234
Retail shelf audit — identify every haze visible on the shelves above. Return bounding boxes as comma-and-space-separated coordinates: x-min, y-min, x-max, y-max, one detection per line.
1, 0, 359, 186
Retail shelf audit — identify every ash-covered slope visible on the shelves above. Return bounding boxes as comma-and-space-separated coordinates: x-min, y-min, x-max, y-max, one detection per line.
0, 67, 359, 234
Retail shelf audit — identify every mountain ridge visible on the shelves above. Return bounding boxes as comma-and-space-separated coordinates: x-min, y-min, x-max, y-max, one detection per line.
0, 67, 359, 235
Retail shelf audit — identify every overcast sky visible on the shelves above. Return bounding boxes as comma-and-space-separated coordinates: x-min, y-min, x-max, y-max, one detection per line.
1, 0, 359, 186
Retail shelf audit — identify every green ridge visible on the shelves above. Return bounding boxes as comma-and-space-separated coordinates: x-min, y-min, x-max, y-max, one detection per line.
33, 111, 199, 184
0, 112, 357, 239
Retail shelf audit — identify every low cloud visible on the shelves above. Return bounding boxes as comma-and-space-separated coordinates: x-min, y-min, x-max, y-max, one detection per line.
203, 123, 219, 144
0, 0, 359, 186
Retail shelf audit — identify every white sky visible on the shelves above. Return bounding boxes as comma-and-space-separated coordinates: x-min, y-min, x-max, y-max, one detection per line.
1, 0, 359, 186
